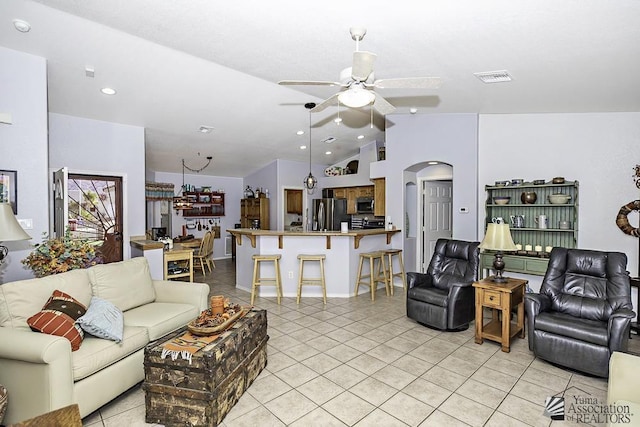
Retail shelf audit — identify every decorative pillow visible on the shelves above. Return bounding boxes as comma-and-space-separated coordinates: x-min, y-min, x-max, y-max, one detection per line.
76, 296, 124, 343
27, 290, 87, 351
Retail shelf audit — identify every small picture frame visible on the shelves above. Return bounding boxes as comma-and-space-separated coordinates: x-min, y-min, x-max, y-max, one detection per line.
0, 170, 17, 214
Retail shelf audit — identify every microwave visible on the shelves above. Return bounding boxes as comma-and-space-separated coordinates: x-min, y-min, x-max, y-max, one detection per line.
356, 197, 374, 214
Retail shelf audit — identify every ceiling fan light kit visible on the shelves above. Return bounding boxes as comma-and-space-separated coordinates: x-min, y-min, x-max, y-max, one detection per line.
279, 27, 442, 115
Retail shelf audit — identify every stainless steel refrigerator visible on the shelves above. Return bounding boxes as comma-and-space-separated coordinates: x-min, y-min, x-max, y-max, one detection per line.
312, 198, 349, 231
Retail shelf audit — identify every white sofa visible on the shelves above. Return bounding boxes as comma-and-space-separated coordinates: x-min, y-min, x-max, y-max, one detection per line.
0, 257, 209, 424
608, 351, 640, 427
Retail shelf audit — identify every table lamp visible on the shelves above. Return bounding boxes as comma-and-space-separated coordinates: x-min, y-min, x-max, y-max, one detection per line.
479, 221, 517, 283
0, 203, 31, 264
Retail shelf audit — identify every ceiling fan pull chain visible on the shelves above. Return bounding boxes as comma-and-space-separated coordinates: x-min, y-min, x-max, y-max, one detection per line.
370, 104, 374, 128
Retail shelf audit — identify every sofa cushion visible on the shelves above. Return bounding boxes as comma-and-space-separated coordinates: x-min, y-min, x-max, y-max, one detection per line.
88, 257, 156, 311
72, 325, 149, 381
27, 290, 87, 351
0, 269, 92, 329
77, 297, 124, 343
124, 302, 199, 341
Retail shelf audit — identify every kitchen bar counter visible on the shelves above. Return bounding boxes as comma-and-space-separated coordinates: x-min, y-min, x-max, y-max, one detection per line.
228, 228, 400, 250
229, 228, 402, 298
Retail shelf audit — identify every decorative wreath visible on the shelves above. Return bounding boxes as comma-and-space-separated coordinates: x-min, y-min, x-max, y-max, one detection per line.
616, 200, 640, 237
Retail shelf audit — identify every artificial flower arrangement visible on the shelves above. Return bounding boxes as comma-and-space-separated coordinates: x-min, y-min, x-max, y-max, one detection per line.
22, 231, 103, 278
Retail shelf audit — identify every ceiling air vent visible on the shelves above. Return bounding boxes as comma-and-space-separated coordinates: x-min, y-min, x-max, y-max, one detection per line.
474, 70, 513, 83
321, 137, 336, 144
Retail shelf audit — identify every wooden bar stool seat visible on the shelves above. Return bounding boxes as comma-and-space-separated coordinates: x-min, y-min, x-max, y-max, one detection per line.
296, 254, 327, 304
251, 254, 283, 305
355, 251, 390, 301
382, 248, 407, 295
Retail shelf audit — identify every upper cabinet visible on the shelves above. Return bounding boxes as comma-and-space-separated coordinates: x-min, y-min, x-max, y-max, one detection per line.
372, 178, 385, 217
182, 191, 225, 217
328, 185, 374, 214
482, 180, 579, 276
285, 189, 303, 214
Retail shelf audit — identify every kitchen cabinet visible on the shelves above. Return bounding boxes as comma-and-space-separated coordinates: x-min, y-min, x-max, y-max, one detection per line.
241, 198, 270, 229
372, 178, 385, 217
285, 189, 303, 214
327, 185, 374, 215
481, 180, 579, 277
182, 191, 225, 217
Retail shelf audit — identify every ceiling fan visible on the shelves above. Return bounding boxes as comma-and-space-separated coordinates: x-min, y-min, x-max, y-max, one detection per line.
278, 27, 442, 115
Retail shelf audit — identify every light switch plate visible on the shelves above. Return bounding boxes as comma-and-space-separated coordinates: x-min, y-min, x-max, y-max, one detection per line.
18, 218, 33, 229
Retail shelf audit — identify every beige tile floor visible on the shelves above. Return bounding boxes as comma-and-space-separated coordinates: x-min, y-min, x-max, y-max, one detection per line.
82, 258, 629, 427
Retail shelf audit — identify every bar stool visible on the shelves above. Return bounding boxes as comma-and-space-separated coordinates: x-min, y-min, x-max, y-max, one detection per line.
296, 254, 327, 304
382, 249, 407, 295
251, 254, 283, 305
355, 251, 390, 301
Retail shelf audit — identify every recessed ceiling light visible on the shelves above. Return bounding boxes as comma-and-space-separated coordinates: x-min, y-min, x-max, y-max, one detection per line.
13, 19, 31, 33
198, 126, 214, 133
296, 130, 304, 135
325, 151, 332, 155
300, 145, 307, 150
334, 118, 342, 124
357, 135, 365, 140
410, 108, 418, 114
100, 87, 116, 95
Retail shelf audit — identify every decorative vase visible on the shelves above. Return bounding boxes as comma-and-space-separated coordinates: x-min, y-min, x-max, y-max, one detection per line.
521, 191, 537, 204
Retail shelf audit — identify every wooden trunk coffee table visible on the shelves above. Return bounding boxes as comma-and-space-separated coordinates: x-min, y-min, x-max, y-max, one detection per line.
143, 309, 268, 426
473, 277, 527, 352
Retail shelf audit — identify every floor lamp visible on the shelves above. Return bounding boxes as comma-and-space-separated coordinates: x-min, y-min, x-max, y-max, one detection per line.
0, 203, 31, 265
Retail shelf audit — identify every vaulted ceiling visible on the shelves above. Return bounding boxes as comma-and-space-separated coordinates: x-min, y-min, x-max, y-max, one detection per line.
2, 0, 639, 177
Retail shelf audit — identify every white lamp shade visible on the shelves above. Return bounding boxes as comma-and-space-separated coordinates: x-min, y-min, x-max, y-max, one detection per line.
0, 203, 31, 241
479, 222, 517, 251
338, 87, 375, 108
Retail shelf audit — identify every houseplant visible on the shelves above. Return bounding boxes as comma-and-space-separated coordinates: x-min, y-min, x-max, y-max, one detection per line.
22, 231, 103, 278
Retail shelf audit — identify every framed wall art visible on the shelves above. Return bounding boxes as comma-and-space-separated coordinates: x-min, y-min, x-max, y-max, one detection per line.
0, 170, 17, 214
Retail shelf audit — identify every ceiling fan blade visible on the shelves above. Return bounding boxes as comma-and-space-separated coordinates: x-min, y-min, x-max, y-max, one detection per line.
372, 94, 396, 115
351, 51, 377, 82
310, 93, 340, 113
373, 77, 443, 89
278, 80, 341, 86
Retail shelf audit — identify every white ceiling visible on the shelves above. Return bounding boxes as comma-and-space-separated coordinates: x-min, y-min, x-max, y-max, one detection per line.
2, 0, 639, 177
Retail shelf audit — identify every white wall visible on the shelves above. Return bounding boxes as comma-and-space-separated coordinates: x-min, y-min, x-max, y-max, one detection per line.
479, 112, 640, 291
385, 113, 480, 250
48, 113, 146, 260
0, 47, 49, 282
153, 171, 243, 259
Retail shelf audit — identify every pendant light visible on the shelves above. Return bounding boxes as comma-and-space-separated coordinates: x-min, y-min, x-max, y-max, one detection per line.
173, 156, 213, 213
303, 102, 317, 194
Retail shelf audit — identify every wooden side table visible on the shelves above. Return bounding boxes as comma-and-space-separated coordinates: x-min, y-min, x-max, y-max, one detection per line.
473, 277, 527, 352
163, 245, 194, 282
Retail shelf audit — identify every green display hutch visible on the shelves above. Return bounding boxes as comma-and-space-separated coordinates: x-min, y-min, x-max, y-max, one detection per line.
481, 180, 579, 278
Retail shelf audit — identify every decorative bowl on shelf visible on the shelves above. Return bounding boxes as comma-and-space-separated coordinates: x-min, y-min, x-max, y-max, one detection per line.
493, 196, 511, 205
548, 193, 572, 204
494, 180, 509, 187
533, 179, 545, 185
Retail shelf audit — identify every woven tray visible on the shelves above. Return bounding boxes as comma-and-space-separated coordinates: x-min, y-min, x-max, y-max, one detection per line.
187, 308, 246, 336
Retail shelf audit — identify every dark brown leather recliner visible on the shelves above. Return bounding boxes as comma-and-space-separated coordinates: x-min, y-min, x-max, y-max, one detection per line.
524, 247, 635, 378
406, 239, 480, 330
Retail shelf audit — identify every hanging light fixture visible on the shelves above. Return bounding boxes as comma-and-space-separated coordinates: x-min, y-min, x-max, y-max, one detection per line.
173, 155, 213, 213
303, 103, 317, 194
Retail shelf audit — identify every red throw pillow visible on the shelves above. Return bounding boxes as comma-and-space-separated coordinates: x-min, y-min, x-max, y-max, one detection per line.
27, 290, 87, 351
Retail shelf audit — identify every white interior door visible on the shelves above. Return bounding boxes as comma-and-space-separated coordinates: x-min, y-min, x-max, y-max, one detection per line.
420, 180, 453, 272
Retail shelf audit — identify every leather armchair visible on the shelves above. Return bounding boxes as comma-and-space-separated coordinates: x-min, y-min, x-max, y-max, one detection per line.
406, 239, 480, 330
525, 247, 635, 378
